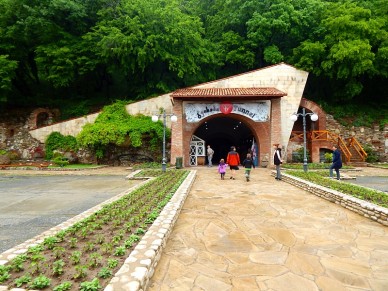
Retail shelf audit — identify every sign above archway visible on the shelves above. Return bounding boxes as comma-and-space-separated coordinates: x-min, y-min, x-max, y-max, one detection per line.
184, 101, 270, 122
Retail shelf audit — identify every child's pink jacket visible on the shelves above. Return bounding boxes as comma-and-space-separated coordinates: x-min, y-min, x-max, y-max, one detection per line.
218, 163, 228, 174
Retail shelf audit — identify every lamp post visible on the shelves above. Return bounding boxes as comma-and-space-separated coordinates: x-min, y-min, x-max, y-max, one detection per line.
152, 110, 177, 172
290, 108, 318, 172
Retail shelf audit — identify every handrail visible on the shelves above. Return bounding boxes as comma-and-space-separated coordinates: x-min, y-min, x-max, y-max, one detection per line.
337, 137, 352, 163
348, 137, 368, 161
290, 130, 353, 163
310, 131, 352, 162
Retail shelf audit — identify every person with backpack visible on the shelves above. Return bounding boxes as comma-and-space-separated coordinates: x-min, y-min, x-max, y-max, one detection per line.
242, 153, 255, 182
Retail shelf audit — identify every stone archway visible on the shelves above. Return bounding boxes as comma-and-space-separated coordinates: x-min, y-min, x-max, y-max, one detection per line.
182, 113, 270, 167
28, 108, 54, 130
299, 98, 326, 131
192, 116, 255, 164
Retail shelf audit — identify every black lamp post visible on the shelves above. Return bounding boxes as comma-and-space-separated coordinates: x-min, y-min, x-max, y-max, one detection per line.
290, 108, 318, 172
152, 110, 177, 172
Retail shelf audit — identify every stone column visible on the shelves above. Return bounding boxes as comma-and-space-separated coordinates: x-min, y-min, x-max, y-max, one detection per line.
171, 100, 183, 166
270, 98, 282, 166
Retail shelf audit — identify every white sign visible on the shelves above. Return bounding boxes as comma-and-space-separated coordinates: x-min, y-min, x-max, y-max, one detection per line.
184, 102, 270, 122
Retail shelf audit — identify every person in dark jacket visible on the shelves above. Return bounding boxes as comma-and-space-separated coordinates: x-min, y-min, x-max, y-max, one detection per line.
242, 153, 255, 181
273, 144, 283, 180
330, 145, 342, 180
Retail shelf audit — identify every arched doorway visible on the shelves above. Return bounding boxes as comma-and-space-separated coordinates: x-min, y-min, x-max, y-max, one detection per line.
192, 116, 256, 165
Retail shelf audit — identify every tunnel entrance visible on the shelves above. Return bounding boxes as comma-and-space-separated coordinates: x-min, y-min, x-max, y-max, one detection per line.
192, 116, 256, 165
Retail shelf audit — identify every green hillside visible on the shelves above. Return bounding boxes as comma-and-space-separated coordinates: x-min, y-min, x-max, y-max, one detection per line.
0, 0, 387, 125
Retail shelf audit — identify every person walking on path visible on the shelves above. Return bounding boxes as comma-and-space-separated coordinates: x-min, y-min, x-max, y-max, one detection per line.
242, 153, 255, 182
226, 146, 240, 180
207, 145, 214, 167
330, 144, 342, 180
218, 159, 227, 180
273, 144, 283, 180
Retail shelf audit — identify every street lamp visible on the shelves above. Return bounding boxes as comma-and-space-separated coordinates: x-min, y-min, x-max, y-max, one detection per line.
290, 108, 318, 172
152, 110, 177, 172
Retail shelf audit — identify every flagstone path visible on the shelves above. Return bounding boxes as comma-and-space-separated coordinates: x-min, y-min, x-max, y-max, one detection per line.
148, 167, 388, 291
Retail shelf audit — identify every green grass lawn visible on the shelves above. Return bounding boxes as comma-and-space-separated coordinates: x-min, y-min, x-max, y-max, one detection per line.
282, 163, 354, 170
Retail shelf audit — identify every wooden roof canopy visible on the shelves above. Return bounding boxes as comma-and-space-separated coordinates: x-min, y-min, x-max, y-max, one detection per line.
171, 88, 287, 100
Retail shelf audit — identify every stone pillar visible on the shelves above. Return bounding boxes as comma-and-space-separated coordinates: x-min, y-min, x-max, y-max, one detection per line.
171, 100, 183, 166
270, 98, 282, 166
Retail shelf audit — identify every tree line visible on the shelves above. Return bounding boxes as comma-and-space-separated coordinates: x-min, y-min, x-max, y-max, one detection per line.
0, 0, 387, 120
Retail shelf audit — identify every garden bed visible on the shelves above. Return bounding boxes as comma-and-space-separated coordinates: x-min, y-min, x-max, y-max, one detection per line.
0, 169, 194, 291
276, 171, 388, 227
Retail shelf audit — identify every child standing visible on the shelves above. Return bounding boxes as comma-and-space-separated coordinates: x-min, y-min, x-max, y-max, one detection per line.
242, 153, 255, 182
218, 159, 227, 180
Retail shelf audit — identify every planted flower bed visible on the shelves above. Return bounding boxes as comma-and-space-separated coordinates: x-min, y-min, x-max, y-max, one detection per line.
286, 170, 388, 208
0, 169, 189, 291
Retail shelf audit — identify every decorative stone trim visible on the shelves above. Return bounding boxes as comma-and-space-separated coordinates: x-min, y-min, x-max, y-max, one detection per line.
274, 172, 388, 227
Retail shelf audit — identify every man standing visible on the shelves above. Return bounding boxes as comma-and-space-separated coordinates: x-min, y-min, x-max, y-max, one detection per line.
207, 145, 214, 167
330, 145, 342, 180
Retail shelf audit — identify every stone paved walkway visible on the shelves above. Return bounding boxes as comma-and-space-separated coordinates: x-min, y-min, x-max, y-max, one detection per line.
148, 167, 388, 291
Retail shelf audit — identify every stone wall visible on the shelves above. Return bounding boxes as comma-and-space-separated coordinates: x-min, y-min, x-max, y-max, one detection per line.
326, 114, 388, 162
29, 94, 173, 143
0, 109, 43, 160
1, 107, 387, 163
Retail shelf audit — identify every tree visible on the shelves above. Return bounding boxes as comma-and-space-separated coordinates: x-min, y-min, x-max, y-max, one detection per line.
0, 55, 18, 102
293, 0, 388, 102
81, 0, 217, 98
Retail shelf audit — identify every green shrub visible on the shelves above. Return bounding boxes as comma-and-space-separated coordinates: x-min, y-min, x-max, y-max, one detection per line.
324, 152, 333, 163
292, 147, 310, 163
76, 101, 164, 160
45, 132, 78, 160
364, 144, 379, 163
52, 155, 69, 167
53, 282, 72, 291
29, 275, 51, 289
79, 278, 101, 291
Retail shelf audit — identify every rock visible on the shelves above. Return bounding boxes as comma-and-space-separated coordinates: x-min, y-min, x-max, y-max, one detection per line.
0, 154, 10, 165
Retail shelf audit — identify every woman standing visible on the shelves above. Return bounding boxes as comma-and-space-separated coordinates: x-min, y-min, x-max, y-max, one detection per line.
273, 144, 283, 180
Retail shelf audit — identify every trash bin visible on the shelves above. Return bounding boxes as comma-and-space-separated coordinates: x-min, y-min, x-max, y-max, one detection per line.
176, 157, 183, 169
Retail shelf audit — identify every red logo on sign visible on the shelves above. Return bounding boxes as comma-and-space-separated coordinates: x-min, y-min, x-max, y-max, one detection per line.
220, 102, 233, 114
